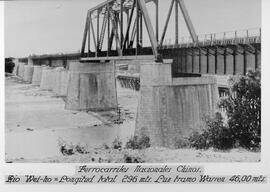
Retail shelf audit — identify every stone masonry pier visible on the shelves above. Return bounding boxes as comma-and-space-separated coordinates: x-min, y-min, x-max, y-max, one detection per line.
65, 61, 117, 111
135, 61, 218, 148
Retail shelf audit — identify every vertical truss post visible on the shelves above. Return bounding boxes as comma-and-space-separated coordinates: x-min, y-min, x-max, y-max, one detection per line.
123, 0, 136, 50
97, 9, 100, 53
243, 48, 247, 75
198, 48, 201, 73
111, 12, 122, 56
155, 0, 159, 42
88, 16, 91, 56
206, 48, 209, 73
233, 49, 236, 75
175, 0, 179, 45
215, 47, 218, 74
255, 46, 258, 70
136, 0, 139, 55
120, 0, 123, 49
224, 47, 227, 74
107, 3, 110, 56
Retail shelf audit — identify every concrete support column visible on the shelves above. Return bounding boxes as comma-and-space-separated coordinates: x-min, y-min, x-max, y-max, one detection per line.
18, 63, 25, 78
40, 66, 53, 90
59, 69, 69, 96
65, 61, 117, 111
23, 65, 34, 83
52, 67, 69, 96
52, 67, 63, 94
32, 66, 43, 85
12, 59, 19, 76
28, 57, 34, 66
135, 61, 218, 148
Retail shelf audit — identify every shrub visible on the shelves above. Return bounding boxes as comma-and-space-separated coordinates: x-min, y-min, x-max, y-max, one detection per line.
219, 69, 261, 149
174, 136, 190, 149
58, 142, 89, 156
112, 137, 123, 150
188, 69, 261, 151
188, 113, 234, 150
125, 135, 151, 150
123, 153, 145, 163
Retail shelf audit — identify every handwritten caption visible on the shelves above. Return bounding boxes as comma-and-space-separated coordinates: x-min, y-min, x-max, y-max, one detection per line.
5, 165, 267, 184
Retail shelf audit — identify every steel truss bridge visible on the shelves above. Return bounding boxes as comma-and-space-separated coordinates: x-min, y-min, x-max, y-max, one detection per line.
80, 0, 261, 76
29, 0, 261, 77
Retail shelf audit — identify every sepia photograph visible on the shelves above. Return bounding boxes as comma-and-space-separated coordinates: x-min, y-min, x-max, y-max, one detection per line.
4, 0, 262, 164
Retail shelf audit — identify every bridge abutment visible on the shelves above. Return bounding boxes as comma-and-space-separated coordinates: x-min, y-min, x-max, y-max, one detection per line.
136, 61, 219, 148
65, 61, 117, 111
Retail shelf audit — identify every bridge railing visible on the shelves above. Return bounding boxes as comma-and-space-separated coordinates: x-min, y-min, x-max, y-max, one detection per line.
161, 28, 261, 49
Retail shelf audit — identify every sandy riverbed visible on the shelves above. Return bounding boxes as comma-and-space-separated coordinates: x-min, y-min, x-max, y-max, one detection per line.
5, 76, 260, 163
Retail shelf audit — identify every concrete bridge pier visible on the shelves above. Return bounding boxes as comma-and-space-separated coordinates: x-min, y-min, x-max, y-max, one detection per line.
65, 61, 117, 111
12, 59, 19, 76
40, 66, 54, 90
28, 56, 34, 66
32, 66, 43, 86
135, 61, 219, 148
52, 67, 69, 96
17, 63, 25, 78
23, 65, 34, 83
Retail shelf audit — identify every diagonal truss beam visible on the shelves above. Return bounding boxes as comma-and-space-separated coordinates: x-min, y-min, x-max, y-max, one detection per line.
137, 0, 159, 58
160, 0, 175, 47
177, 0, 198, 43
81, 13, 90, 55
122, 0, 136, 50
89, 14, 97, 54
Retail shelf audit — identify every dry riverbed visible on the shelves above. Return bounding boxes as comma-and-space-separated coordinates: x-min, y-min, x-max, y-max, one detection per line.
5, 76, 260, 163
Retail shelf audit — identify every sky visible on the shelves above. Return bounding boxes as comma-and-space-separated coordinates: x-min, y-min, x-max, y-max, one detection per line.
4, 0, 261, 58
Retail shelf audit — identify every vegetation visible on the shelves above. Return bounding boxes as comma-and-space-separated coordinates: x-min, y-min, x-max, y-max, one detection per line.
125, 135, 151, 150
220, 69, 261, 149
188, 69, 261, 151
188, 114, 234, 150
5, 58, 15, 73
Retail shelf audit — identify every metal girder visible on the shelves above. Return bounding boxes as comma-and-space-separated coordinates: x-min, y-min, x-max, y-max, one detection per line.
80, 54, 155, 61
160, 0, 175, 47
155, 0, 159, 41
177, 0, 198, 43
122, 0, 136, 50
137, 0, 159, 58
81, 13, 90, 55
175, 0, 179, 45
120, 0, 124, 48
110, 12, 123, 56
99, 7, 108, 50
88, 0, 155, 13
89, 14, 98, 54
